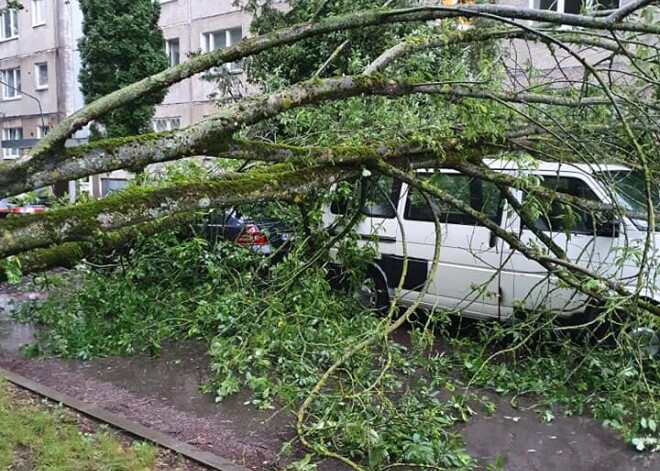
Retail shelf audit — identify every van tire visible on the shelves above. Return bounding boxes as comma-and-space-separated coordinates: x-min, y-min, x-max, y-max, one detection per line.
355, 268, 390, 314
578, 304, 619, 345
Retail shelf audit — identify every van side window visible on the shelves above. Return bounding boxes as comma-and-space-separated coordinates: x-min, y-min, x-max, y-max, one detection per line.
330, 177, 402, 217
404, 174, 502, 225
361, 176, 402, 218
330, 179, 358, 215
531, 176, 599, 233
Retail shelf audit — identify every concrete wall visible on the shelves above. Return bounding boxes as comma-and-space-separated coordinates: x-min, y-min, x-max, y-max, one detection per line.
155, 0, 255, 127
501, 0, 634, 85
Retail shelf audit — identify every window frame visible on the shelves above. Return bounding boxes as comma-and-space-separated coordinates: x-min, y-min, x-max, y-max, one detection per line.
101, 178, 129, 197
152, 117, 181, 132
201, 27, 243, 73
2, 127, 23, 159
165, 38, 180, 67
360, 177, 402, 219
403, 173, 504, 226
34, 62, 48, 90
1, 68, 21, 100
0, 8, 18, 40
31, 0, 45, 27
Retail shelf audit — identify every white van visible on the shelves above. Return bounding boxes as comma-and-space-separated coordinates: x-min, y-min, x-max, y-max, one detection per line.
324, 159, 660, 350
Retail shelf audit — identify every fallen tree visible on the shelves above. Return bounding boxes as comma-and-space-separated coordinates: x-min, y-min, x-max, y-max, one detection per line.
2, 0, 660, 467
1, 0, 658, 327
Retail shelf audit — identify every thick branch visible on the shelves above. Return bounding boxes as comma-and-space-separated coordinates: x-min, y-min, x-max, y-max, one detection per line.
364, 28, 628, 74
0, 143, 505, 259
0, 76, 613, 199
607, 0, 657, 23
27, 4, 660, 160
3, 213, 192, 279
0, 163, 356, 258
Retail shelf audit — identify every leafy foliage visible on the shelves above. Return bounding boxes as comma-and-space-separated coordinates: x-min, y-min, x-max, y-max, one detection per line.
246, 0, 419, 85
239, 0, 510, 149
14, 210, 659, 467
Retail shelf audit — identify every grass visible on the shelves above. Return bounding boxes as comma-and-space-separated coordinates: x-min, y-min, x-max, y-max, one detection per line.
0, 375, 158, 471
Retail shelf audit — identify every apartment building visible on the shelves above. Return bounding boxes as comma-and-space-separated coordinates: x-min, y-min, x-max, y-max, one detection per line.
0, 0, 254, 196
154, 0, 255, 131
0, 0, 84, 165
93, 0, 256, 196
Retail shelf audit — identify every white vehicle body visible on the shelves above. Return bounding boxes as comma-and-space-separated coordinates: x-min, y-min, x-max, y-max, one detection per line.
324, 159, 660, 321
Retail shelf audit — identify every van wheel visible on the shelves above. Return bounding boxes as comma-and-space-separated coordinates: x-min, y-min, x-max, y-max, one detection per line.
354, 269, 389, 313
580, 305, 659, 358
578, 304, 619, 345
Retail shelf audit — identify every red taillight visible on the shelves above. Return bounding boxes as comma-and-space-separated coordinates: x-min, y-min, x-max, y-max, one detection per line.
235, 224, 268, 246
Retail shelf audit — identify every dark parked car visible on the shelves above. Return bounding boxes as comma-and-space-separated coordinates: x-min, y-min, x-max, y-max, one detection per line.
194, 208, 292, 259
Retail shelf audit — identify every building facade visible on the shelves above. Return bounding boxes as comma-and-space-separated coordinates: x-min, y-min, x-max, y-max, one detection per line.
0, 0, 84, 163
154, 0, 255, 130
0, 0, 254, 196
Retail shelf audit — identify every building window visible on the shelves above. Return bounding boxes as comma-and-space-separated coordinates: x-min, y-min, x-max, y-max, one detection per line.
531, 0, 619, 13
35, 63, 48, 89
165, 38, 180, 66
37, 125, 49, 138
2, 127, 23, 159
0, 8, 18, 40
31, 0, 45, 26
1, 68, 21, 99
152, 117, 181, 132
202, 27, 243, 72
101, 178, 129, 197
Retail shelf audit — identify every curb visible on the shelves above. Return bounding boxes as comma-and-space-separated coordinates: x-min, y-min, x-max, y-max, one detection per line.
0, 366, 252, 471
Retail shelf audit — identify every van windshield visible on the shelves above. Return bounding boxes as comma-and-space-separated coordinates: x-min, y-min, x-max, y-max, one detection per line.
595, 170, 660, 231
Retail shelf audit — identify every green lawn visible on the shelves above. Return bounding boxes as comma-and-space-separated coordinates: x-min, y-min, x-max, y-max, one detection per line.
0, 375, 158, 471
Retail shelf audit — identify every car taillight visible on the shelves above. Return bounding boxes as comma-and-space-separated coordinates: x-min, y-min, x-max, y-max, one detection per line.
235, 224, 268, 246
